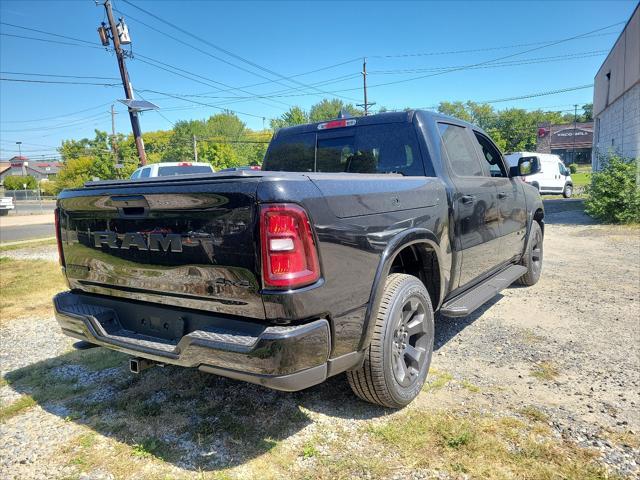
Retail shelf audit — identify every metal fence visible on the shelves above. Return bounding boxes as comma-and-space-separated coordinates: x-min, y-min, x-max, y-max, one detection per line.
1, 190, 56, 201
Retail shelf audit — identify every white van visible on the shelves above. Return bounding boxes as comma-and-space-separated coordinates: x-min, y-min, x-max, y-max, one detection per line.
505, 152, 573, 198
130, 162, 214, 179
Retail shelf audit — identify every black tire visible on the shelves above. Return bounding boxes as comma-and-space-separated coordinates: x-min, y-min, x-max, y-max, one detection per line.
518, 221, 543, 286
563, 183, 573, 198
0, 210, 8, 216
347, 273, 434, 408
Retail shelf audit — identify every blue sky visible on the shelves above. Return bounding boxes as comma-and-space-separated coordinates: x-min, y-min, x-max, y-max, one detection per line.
0, 0, 637, 160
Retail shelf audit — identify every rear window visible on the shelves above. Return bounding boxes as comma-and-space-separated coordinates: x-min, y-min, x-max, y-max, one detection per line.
263, 124, 424, 176
157, 165, 212, 176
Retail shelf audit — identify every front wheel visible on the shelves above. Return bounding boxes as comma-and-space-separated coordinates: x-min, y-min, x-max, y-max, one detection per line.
347, 274, 434, 408
563, 184, 573, 198
518, 221, 543, 286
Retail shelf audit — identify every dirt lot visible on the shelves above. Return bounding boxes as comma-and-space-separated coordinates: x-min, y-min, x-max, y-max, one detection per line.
1, 201, 638, 479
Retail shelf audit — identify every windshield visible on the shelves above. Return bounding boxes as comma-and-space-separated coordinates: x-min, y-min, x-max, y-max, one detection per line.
263, 124, 424, 176
157, 165, 213, 176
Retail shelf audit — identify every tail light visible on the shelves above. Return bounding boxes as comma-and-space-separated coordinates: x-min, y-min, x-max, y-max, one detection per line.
260, 204, 320, 289
54, 208, 65, 267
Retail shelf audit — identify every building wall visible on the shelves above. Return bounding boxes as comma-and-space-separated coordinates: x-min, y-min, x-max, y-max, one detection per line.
593, 5, 639, 117
593, 81, 640, 169
592, 4, 640, 169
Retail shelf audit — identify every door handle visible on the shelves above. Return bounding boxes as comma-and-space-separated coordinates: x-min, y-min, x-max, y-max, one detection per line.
460, 195, 475, 205
498, 192, 508, 199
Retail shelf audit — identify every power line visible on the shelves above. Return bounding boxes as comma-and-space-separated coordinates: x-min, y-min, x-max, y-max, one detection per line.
369, 50, 610, 74
377, 85, 594, 113
111, 7, 296, 110
0, 112, 109, 133
310, 20, 627, 94
136, 88, 273, 120
0, 21, 97, 45
0, 71, 121, 80
0, 32, 104, 49
0, 102, 113, 124
0, 77, 120, 86
370, 29, 622, 58
118, 0, 361, 102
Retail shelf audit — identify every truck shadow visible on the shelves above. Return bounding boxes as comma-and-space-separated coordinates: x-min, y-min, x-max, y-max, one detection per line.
5, 295, 498, 472
4, 347, 389, 472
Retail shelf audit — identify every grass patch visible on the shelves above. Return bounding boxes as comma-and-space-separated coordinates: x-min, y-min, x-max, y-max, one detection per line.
0, 238, 56, 252
0, 395, 36, 422
0, 257, 66, 322
130, 437, 174, 462
368, 408, 619, 479
424, 369, 453, 392
530, 361, 560, 381
301, 441, 319, 458
571, 172, 591, 188
461, 380, 480, 393
518, 406, 549, 423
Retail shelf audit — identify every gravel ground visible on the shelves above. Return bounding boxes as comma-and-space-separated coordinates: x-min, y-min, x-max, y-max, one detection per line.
0, 203, 638, 479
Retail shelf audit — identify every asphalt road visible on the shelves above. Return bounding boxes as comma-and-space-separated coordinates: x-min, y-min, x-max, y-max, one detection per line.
0, 223, 55, 243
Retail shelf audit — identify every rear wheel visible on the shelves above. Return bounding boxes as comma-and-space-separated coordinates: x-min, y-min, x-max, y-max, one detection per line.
347, 274, 434, 408
518, 221, 543, 286
0, 210, 8, 216
563, 183, 573, 198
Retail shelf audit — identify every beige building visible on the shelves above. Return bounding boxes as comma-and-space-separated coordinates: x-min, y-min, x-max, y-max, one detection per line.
592, 3, 640, 169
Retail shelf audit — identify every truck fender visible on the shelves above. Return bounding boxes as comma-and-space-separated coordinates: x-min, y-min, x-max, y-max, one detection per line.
357, 228, 444, 352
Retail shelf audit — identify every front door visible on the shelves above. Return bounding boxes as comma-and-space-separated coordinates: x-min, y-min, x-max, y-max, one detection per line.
437, 122, 501, 288
472, 131, 528, 264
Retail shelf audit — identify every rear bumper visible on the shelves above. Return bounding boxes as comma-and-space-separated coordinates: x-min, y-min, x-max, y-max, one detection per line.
53, 291, 335, 391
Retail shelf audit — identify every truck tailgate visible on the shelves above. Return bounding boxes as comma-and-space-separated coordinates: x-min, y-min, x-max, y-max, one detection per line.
57, 177, 265, 319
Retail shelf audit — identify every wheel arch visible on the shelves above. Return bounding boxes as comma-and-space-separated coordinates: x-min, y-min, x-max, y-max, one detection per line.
357, 228, 444, 351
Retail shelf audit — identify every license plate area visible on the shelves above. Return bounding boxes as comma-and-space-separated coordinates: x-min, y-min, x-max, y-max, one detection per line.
135, 315, 185, 341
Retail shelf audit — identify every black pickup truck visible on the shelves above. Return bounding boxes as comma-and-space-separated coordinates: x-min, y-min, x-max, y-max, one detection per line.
53, 110, 544, 408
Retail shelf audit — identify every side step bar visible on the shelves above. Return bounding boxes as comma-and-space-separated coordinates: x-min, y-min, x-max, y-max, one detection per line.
440, 264, 527, 317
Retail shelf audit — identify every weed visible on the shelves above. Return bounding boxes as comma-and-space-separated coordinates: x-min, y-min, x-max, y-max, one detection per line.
0, 395, 36, 422
518, 406, 549, 423
424, 369, 453, 392
301, 441, 319, 458
461, 380, 480, 393
131, 438, 163, 459
530, 361, 559, 381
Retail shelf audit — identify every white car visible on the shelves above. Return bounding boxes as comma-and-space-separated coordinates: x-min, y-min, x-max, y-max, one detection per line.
130, 162, 214, 179
0, 197, 15, 216
505, 152, 573, 198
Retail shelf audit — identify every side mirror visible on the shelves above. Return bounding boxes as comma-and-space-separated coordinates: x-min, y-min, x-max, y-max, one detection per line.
510, 156, 541, 177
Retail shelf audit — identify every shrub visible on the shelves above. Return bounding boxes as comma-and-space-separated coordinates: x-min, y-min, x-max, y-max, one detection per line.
39, 179, 58, 197
585, 154, 640, 223
3, 175, 37, 190
569, 164, 577, 174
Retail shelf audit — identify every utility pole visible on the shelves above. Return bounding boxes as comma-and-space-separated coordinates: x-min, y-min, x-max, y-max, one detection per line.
572, 104, 578, 165
192, 134, 198, 162
357, 58, 375, 115
99, 0, 147, 165
110, 104, 118, 165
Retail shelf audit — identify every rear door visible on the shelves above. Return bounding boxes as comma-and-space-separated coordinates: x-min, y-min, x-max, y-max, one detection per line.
57, 177, 265, 319
437, 122, 501, 288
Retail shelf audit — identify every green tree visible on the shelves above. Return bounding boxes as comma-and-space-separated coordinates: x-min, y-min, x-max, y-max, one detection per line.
54, 156, 95, 192
309, 99, 362, 122
3, 175, 36, 190
270, 106, 309, 130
